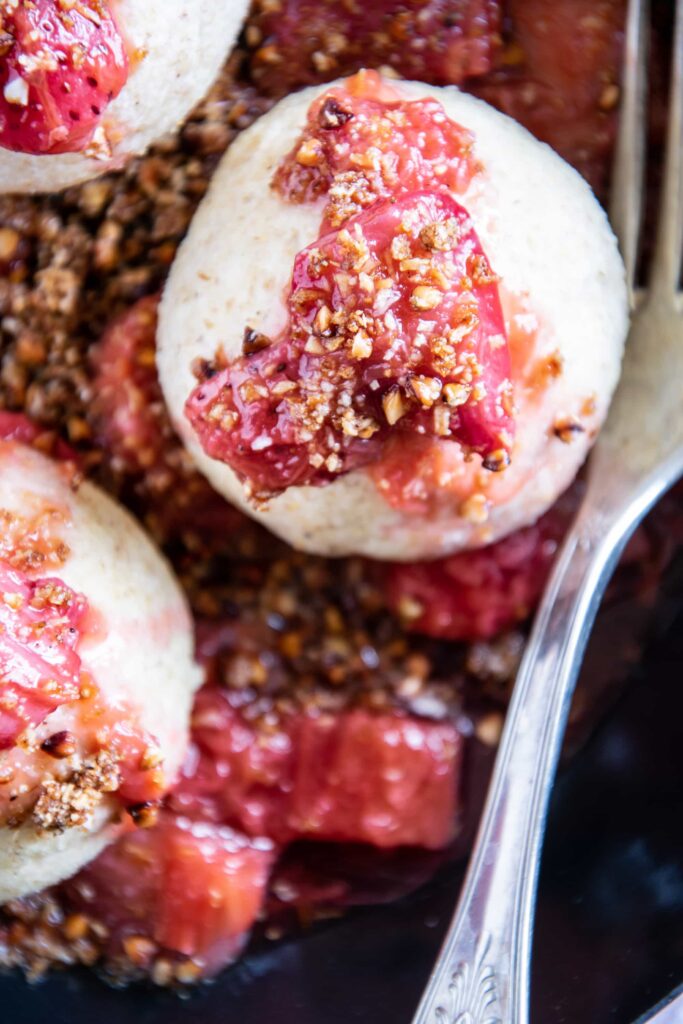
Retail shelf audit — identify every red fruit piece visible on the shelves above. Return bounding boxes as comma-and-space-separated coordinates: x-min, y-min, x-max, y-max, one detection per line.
0, 561, 87, 748
91, 294, 244, 540
0, 0, 128, 155
174, 688, 462, 851
0, 410, 78, 462
90, 294, 167, 477
383, 485, 581, 641
67, 815, 275, 975
187, 190, 513, 497
247, 0, 502, 95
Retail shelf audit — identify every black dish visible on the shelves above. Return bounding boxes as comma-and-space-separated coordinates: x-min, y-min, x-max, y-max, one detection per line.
1, 526, 682, 1023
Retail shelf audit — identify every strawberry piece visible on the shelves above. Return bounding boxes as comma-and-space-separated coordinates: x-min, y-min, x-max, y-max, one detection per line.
247, 0, 502, 95
0, 0, 128, 155
67, 815, 274, 975
383, 485, 581, 641
0, 561, 87, 748
91, 294, 244, 540
187, 191, 513, 496
173, 687, 462, 851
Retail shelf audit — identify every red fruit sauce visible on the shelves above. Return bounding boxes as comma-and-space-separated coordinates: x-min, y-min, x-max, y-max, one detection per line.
383, 483, 581, 642
0, 0, 128, 156
186, 72, 514, 499
55, 689, 460, 977
248, 0, 502, 94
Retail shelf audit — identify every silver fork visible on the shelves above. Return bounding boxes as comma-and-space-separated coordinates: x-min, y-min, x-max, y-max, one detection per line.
410, 1, 683, 1022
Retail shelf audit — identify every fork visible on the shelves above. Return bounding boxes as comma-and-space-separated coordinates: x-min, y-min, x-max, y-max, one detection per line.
409, 1, 683, 1022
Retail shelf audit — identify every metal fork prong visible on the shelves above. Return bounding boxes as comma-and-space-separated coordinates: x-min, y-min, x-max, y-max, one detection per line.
650, 0, 683, 297
609, 0, 649, 308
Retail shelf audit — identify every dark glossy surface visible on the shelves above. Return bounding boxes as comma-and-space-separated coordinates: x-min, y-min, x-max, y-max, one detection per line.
2, 555, 682, 1024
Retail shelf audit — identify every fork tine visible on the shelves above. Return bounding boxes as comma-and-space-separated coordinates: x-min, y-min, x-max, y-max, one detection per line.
609, 0, 649, 309
650, 0, 683, 296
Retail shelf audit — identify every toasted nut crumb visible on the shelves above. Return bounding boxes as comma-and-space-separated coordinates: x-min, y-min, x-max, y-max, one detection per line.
63, 914, 90, 942
122, 935, 157, 966
553, 416, 586, 443
382, 387, 407, 425
599, 83, 620, 110
40, 731, 77, 759
419, 218, 462, 251
127, 802, 160, 828
350, 331, 372, 359
443, 382, 471, 407
318, 97, 353, 130
410, 375, 442, 407
482, 448, 511, 472
460, 493, 490, 524
0, 227, 20, 261
476, 711, 504, 746
243, 327, 271, 355
433, 405, 451, 436
296, 138, 323, 166
410, 286, 442, 311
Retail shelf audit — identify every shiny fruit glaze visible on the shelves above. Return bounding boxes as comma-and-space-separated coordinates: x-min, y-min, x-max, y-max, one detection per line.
186, 73, 513, 499
0, 0, 128, 155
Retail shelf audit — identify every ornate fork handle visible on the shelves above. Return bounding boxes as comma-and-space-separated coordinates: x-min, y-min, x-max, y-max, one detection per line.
411, 451, 683, 1024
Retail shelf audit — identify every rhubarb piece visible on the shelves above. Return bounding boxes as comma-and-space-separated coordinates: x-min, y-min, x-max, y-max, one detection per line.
68, 815, 274, 975
0, 561, 86, 748
384, 486, 580, 640
174, 689, 462, 851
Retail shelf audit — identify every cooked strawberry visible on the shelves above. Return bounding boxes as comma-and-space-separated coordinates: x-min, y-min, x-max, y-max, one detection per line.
0, 561, 87, 748
0, 0, 128, 155
91, 294, 245, 540
174, 687, 462, 851
66, 815, 275, 974
383, 485, 581, 641
189, 100, 514, 500
247, 0, 502, 95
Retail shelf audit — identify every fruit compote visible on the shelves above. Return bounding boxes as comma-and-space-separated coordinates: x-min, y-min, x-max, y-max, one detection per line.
186, 72, 514, 500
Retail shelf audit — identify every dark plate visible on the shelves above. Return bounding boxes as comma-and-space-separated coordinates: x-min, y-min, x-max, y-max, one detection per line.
2, 541, 682, 1024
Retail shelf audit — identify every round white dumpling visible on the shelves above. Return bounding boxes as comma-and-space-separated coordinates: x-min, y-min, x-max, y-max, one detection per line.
0, 439, 200, 900
158, 78, 628, 560
0, 0, 249, 195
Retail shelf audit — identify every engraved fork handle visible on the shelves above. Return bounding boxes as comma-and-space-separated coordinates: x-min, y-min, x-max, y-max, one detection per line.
410, 452, 683, 1024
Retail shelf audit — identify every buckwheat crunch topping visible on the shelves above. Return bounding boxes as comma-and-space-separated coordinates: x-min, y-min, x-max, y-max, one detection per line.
33, 750, 120, 833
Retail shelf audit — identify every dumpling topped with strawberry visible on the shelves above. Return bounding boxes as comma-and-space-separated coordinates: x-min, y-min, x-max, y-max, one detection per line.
158, 70, 628, 560
0, 0, 249, 194
0, 420, 200, 900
